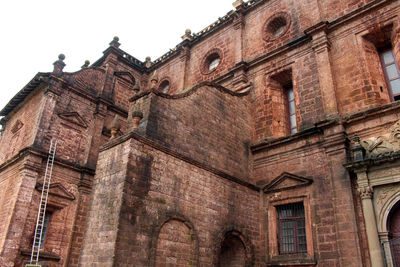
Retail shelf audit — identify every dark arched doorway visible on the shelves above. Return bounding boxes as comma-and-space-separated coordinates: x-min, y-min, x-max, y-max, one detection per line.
389, 201, 400, 266
219, 233, 246, 267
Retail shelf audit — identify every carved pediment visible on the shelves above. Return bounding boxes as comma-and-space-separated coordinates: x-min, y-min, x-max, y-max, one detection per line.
263, 172, 313, 193
11, 119, 23, 134
35, 182, 75, 201
58, 112, 88, 128
114, 71, 135, 85
361, 120, 400, 157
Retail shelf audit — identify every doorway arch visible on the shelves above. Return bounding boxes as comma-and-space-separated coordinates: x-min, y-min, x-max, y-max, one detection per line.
388, 201, 400, 266
215, 229, 254, 267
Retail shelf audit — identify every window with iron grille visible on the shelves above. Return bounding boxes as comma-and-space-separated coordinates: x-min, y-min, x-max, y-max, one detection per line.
277, 202, 306, 254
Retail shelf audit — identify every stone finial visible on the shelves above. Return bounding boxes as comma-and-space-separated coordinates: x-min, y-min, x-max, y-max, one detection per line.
109, 36, 120, 48
145, 57, 152, 68
132, 111, 143, 131
353, 135, 360, 145
181, 29, 193, 41
133, 84, 140, 94
232, 0, 244, 10
110, 115, 121, 139
81, 60, 90, 69
53, 54, 66, 75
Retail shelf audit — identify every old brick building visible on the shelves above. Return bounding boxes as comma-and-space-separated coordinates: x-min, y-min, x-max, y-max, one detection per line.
1, 0, 400, 266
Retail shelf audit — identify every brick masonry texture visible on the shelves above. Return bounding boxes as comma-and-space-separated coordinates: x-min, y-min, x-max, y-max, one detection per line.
80, 137, 261, 267
0, 0, 400, 266
140, 84, 251, 179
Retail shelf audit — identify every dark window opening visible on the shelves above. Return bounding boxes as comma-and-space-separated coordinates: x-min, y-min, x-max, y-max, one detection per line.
271, 69, 296, 136
277, 202, 306, 254
268, 17, 287, 37
159, 80, 170, 93
36, 212, 52, 248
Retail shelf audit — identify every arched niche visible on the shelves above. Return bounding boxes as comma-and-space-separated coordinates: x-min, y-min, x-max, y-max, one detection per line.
214, 228, 254, 267
151, 215, 199, 267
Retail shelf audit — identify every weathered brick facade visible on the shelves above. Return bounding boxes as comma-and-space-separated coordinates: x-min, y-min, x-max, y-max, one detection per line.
1, 0, 400, 266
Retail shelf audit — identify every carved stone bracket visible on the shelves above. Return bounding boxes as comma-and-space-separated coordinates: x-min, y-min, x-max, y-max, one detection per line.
361, 120, 400, 158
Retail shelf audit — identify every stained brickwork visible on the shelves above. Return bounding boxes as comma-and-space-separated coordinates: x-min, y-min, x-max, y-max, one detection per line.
0, 86, 44, 163
80, 136, 260, 267
139, 84, 251, 179
0, 0, 400, 266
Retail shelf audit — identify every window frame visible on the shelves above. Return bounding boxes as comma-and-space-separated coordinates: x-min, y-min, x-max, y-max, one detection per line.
201, 49, 223, 75
277, 202, 307, 254
285, 86, 297, 134
267, 195, 314, 260
379, 48, 400, 101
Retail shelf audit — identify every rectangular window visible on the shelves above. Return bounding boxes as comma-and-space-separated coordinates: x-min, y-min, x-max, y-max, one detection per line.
39, 212, 52, 248
277, 202, 306, 254
287, 88, 297, 134
379, 48, 400, 101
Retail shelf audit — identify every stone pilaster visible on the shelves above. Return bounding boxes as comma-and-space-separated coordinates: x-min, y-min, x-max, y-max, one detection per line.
231, 8, 248, 91
306, 23, 338, 118
180, 30, 192, 90
356, 170, 385, 267
323, 127, 363, 267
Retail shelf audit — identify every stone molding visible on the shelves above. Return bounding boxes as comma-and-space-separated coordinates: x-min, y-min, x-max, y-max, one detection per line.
129, 81, 249, 103
35, 182, 76, 201
262, 172, 313, 193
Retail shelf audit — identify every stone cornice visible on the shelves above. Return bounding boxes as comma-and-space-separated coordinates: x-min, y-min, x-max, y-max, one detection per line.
251, 119, 335, 152
0, 146, 95, 176
343, 101, 400, 125
0, 73, 50, 117
327, 0, 394, 31
129, 81, 249, 103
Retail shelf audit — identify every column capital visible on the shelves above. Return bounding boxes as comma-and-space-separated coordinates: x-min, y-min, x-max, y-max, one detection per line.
378, 232, 390, 242
358, 185, 373, 199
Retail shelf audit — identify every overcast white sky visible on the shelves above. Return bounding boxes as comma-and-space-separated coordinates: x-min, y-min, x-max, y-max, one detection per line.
0, 0, 235, 113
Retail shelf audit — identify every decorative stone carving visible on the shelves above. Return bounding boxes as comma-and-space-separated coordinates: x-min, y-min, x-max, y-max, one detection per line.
58, 112, 88, 128
361, 120, 400, 157
262, 172, 313, 193
11, 120, 23, 134
358, 185, 373, 199
131, 111, 143, 131
376, 185, 397, 209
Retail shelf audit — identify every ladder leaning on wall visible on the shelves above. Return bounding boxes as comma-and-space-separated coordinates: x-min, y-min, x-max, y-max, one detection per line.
28, 139, 57, 267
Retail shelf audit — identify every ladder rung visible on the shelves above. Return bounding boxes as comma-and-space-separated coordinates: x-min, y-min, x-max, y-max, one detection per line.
30, 139, 57, 263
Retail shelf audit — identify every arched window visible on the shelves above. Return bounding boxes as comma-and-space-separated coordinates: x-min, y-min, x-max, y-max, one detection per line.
201, 49, 223, 75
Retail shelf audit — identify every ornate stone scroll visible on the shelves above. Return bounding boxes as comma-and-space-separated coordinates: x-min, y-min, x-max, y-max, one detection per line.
361, 120, 400, 157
